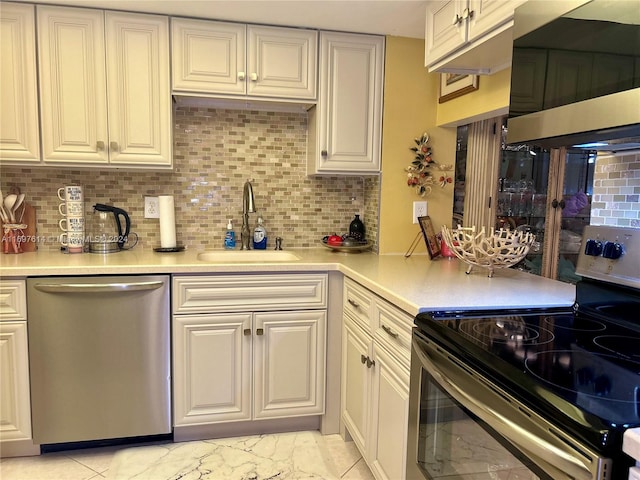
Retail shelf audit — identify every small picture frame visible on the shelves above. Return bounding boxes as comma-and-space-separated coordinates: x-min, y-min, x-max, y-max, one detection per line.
438, 74, 479, 103
418, 216, 441, 259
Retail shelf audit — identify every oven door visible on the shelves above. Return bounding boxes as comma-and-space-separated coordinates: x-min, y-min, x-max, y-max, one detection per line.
406, 330, 610, 480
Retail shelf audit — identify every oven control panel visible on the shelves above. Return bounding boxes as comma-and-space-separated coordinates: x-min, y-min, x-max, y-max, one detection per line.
576, 225, 640, 289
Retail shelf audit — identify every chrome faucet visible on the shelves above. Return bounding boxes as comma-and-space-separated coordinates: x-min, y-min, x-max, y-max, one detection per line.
241, 180, 256, 250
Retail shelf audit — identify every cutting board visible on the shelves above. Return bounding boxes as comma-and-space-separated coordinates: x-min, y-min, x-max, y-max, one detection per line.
1, 202, 37, 253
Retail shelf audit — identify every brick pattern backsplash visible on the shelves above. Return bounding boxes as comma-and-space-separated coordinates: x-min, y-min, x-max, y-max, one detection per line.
1, 106, 380, 252
591, 150, 640, 227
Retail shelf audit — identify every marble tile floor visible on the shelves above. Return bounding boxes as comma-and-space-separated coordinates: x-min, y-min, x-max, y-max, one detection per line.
0, 431, 376, 480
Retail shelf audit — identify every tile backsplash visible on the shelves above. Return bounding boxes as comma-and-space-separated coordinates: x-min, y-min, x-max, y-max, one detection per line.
592, 150, 640, 228
1, 106, 380, 252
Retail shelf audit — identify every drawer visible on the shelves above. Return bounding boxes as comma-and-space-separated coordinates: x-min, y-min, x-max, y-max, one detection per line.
373, 297, 412, 365
173, 273, 327, 313
0, 280, 27, 321
343, 277, 374, 333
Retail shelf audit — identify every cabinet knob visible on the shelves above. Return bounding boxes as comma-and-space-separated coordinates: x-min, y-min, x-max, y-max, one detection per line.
244, 328, 251, 336
238, 71, 246, 80
365, 357, 375, 368
96, 141, 105, 151
321, 150, 328, 157
256, 328, 264, 336
361, 354, 367, 364
110, 141, 118, 152
250, 72, 258, 82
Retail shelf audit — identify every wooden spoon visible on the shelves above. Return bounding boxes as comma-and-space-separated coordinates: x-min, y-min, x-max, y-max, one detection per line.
12, 193, 25, 222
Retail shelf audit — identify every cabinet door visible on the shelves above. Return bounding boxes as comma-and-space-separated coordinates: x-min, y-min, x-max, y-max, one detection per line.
369, 343, 410, 480
247, 25, 317, 99
0, 3, 40, 163
468, 0, 523, 42
314, 32, 383, 174
341, 316, 372, 455
425, 0, 467, 66
0, 321, 32, 442
173, 313, 252, 426
37, 5, 109, 164
253, 310, 326, 419
171, 18, 246, 95
105, 12, 171, 167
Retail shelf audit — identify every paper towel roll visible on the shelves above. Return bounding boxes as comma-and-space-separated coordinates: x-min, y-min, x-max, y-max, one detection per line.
158, 195, 177, 248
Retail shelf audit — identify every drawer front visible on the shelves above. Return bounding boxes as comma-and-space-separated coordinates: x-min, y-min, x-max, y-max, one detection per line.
373, 298, 412, 365
173, 273, 327, 313
0, 280, 27, 321
343, 277, 374, 333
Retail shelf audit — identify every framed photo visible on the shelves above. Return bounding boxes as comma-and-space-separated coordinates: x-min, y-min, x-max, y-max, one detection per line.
438, 74, 479, 103
418, 216, 440, 259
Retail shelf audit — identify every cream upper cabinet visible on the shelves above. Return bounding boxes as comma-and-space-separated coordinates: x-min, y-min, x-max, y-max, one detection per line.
172, 18, 317, 100
0, 3, 40, 163
307, 32, 384, 175
37, 6, 172, 168
425, 0, 526, 74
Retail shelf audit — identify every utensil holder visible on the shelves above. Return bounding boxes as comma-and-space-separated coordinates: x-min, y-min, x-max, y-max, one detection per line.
2, 223, 27, 254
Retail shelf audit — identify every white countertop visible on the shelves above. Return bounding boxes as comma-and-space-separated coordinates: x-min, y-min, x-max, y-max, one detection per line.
0, 248, 576, 315
625, 428, 640, 463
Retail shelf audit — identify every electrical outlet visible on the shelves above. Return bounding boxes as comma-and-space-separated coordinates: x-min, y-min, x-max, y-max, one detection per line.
144, 196, 160, 219
412, 201, 427, 224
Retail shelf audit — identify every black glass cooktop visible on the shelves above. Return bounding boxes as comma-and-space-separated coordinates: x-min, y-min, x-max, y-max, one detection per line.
414, 307, 640, 453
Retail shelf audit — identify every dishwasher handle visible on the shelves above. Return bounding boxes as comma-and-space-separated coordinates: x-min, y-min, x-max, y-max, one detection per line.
34, 281, 164, 294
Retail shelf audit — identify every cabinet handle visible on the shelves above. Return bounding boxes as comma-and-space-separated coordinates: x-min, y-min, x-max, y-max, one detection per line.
250, 72, 258, 81
110, 141, 118, 152
366, 357, 375, 368
238, 71, 246, 80
256, 328, 264, 336
244, 328, 251, 336
452, 14, 463, 25
321, 150, 328, 157
381, 324, 399, 338
96, 140, 105, 151
361, 354, 367, 364
552, 199, 566, 209
462, 8, 474, 20
347, 298, 360, 309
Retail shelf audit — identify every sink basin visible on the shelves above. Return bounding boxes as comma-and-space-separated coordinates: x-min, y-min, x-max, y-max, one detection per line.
197, 250, 300, 263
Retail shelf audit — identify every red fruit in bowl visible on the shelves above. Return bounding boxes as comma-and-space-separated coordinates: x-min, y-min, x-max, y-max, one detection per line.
327, 234, 343, 246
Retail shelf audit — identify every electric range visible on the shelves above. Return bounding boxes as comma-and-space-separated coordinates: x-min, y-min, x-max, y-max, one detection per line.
408, 225, 640, 480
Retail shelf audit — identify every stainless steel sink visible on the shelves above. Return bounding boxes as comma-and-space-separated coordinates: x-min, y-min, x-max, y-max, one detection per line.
197, 250, 300, 263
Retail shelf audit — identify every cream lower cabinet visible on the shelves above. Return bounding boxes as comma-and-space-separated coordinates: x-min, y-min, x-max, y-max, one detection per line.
307, 32, 384, 175
341, 278, 411, 480
0, 279, 39, 457
0, 3, 40, 163
172, 273, 327, 427
37, 5, 171, 168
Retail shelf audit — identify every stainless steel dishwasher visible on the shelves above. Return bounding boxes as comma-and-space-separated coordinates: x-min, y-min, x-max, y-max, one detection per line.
27, 275, 171, 446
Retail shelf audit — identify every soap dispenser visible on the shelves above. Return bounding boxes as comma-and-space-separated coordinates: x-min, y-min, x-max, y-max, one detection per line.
224, 219, 236, 249
253, 216, 267, 250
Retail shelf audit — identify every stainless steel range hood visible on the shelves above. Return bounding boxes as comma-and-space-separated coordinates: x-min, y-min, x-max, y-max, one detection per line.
506, 0, 640, 150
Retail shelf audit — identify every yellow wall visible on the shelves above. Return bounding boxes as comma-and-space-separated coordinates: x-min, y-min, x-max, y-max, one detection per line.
379, 36, 456, 255
436, 68, 511, 127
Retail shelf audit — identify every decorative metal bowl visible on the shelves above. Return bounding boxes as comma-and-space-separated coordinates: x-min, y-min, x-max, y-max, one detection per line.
441, 226, 536, 277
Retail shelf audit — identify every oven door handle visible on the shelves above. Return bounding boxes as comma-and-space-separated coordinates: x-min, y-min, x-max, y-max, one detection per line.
414, 341, 597, 480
